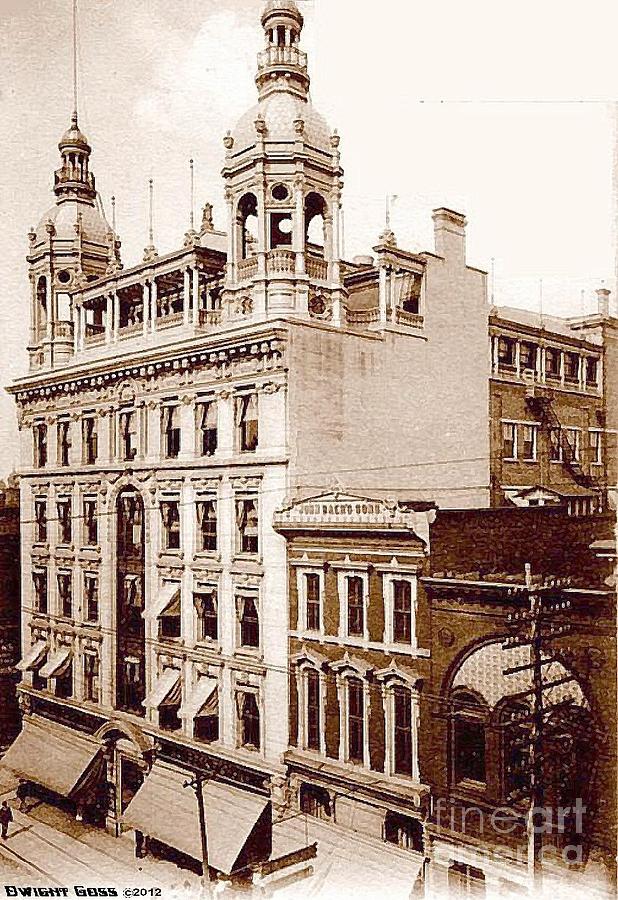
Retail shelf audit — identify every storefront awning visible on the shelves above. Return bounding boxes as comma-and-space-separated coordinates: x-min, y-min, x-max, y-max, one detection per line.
122, 762, 270, 875
16, 640, 47, 672
1, 718, 102, 797
179, 677, 218, 720
146, 583, 181, 620
143, 668, 181, 709
39, 646, 71, 679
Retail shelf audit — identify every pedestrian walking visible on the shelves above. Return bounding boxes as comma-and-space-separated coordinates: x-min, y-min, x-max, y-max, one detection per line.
16, 782, 27, 813
0, 801, 13, 838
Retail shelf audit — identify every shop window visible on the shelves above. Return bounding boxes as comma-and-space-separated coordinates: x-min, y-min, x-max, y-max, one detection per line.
34, 499, 47, 543
33, 423, 48, 468
236, 498, 259, 555
161, 500, 181, 550
195, 591, 218, 642
238, 394, 259, 452
196, 500, 217, 552
197, 402, 217, 457
384, 812, 423, 852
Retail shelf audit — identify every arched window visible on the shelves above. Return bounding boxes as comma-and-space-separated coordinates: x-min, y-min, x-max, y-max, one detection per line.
305, 192, 326, 256
451, 690, 488, 785
237, 193, 258, 260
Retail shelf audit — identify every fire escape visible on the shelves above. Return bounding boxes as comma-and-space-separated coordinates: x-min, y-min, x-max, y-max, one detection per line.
525, 389, 598, 490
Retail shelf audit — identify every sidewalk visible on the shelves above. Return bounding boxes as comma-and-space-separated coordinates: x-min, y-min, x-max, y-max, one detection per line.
0, 778, 202, 896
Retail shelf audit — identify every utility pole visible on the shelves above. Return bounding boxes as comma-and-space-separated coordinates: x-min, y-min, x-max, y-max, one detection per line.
503, 565, 575, 892
184, 770, 211, 892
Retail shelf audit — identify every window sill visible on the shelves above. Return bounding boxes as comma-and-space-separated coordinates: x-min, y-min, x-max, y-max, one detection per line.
235, 646, 263, 660
193, 551, 221, 562
159, 549, 184, 560
194, 639, 222, 654
501, 457, 518, 463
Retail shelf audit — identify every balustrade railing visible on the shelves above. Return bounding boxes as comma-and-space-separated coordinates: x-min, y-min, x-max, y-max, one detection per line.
267, 249, 296, 275
395, 308, 424, 328
346, 307, 380, 326
197, 309, 223, 329
237, 257, 259, 280
156, 311, 185, 330
257, 46, 307, 70
306, 256, 328, 281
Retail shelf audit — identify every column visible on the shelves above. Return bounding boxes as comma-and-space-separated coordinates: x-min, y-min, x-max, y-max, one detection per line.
46, 274, 54, 339
293, 182, 305, 275
257, 181, 267, 276
79, 303, 86, 351
29, 275, 37, 346
105, 294, 113, 343
113, 291, 120, 341
378, 265, 388, 325
183, 269, 191, 326
411, 691, 420, 782
578, 354, 585, 390
73, 305, 81, 353
225, 191, 235, 284
145, 400, 161, 462
98, 408, 112, 465
331, 199, 341, 283
192, 267, 199, 325
559, 349, 565, 386
389, 269, 397, 321
216, 390, 234, 459
539, 346, 546, 383
150, 279, 158, 332
179, 397, 195, 460
515, 340, 521, 378
142, 282, 149, 337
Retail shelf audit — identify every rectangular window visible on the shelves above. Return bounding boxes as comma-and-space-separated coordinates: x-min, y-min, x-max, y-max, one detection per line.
162, 405, 181, 459
57, 420, 71, 467
240, 692, 260, 750
194, 712, 219, 743
455, 717, 486, 783
384, 813, 423, 852
196, 500, 217, 552
448, 862, 486, 896
83, 498, 98, 545
497, 337, 515, 367
83, 653, 100, 703
590, 430, 603, 465
393, 686, 413, 776
239, 595, 260, 648
194, 591, 218, 642
197, 402, 218, 457
550, 427, 562, 462
305, 573, 321, 632
55, 660, 73, 700
57, 572, 72, 618
238, 393, 259, 452
565, 428, 580, 461
564, 351, 579, 382
57, 499, 72, 544
522, 424, 537, 461
393, 580, 412, 644
83, 417, 98, 465
33, 423, 47, 468
347, 576, 365, 637
84, 574, 99, 622
347, 678, 364, 763
33, 570, 48, 614
306, 669, 321, 752
502, 422, 516, 460
160, 501, 181, 550
519, 341, 537, 372
545, 347, 560, 376
236, 498, 259, 555
34, 499, 47, 543
119, 409, 137, 461
586, 357, 598, 386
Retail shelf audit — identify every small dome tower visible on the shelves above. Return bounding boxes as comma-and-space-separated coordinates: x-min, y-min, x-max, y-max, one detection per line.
221, 0, 346, 323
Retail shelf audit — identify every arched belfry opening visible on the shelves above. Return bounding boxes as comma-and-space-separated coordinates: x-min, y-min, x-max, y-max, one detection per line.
305, 192, 327, 257
115, 488, 146, 716
238, 193, 259, 259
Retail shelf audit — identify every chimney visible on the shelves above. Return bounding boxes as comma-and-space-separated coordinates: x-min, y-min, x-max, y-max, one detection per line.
596, 286, 611, 317
432, 207, 467, 264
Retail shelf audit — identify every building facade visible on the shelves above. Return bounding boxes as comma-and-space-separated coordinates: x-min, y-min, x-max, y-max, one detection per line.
0, 478, 21, 750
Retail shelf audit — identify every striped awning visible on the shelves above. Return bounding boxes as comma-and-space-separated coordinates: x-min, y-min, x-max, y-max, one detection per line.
179, 677, 218, 720
39, 646, 71, 679
143, 668, 181, 709
16, 640, 47, 672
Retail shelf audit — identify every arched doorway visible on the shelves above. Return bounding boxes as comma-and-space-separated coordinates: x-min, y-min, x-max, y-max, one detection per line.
116, 488, 146, 715
95, 720, 154, 835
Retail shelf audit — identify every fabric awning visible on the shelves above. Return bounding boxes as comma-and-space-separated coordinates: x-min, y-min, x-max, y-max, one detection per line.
1, 718, 102, 797
179, 677, 218, 720
143, 668, 181, 709
39, 646, 71, 679
122, 762, 270, 875
146, 583, 181, 620
16, 640, 47, 672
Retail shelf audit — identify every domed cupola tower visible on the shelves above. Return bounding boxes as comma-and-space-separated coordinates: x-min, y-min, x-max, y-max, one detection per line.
221, 0, 345, 323
26, 112, 117, 370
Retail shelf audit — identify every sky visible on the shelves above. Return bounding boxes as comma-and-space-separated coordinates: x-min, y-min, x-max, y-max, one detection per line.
0, 0, 617, 477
